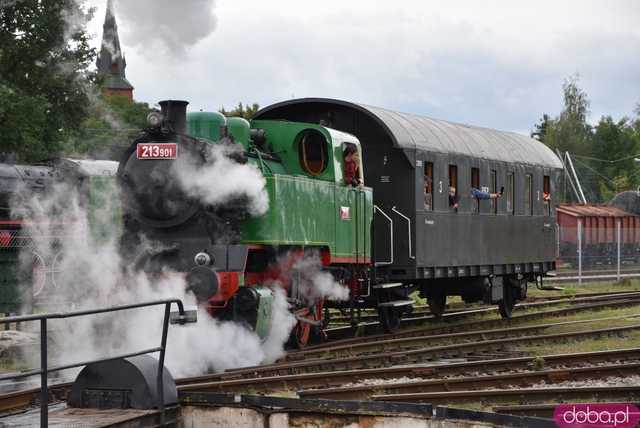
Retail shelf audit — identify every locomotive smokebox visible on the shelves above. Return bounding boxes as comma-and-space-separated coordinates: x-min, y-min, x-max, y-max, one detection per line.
68, 355, 177, 410
159, 100, 189, 134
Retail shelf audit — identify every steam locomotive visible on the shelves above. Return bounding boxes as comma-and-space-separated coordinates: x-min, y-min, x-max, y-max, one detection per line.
117, 98, 562, 346
0, 159, 118, 310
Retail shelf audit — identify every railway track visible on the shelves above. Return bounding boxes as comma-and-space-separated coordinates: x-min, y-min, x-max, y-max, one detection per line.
298, 362, 640, 400
212, 318, 640, 379
327, 289, 640, 324
1, 291, 639, 418
325, 291, 640, 340
373, 385, 640, 406
298, 294, 640, 355
4, 347, 639, 416
289, 304, 640, 361
177, 347, 640, 394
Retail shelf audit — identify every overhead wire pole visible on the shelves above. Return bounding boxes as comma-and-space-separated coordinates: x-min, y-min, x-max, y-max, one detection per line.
555, 149, 582, 203
617, 219, 621, 282
565, 152, 587, 204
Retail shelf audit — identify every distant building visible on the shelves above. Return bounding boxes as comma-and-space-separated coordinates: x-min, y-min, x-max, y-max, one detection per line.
96, 0, 134, 100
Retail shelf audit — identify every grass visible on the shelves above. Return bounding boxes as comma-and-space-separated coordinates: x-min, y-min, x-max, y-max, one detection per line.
528, 278, 640, 298
512, 304, 640, 355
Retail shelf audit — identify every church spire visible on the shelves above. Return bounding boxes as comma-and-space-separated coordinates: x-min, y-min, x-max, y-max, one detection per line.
97, 0, 134, 99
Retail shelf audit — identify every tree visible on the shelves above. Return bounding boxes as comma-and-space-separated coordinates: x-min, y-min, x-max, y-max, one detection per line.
538, 74, 592, 156
219, 102, 260, 120
71, 94, 152, 160
531, 114, 551, 142
0, 0, 96, 161
590, 116, 639, 201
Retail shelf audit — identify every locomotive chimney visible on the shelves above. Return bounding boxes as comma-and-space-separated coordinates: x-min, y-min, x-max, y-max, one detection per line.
159, 100, 189, 134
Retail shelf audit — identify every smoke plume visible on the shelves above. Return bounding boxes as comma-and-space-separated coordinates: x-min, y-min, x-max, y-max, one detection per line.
113, 0, 217, 57
173, 143, 269, 216
289, 252, 350, 304
11, 180, 290, 379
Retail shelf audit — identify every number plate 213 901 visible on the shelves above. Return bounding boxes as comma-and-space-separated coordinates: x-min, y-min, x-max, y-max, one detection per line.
136, 143, 178, 159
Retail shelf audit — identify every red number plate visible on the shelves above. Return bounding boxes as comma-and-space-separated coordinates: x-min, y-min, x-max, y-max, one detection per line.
136, 143, 178, 159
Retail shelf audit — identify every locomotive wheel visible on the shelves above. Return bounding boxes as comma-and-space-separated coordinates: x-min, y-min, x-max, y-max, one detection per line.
378, 306, 401, 333
498, 284, 515, 319
289, 308, 320, 349
292, 321, 312, 349
427, 294, 447, 319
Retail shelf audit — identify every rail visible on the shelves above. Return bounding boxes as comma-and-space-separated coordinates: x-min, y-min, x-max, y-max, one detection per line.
0, 298, 193, 427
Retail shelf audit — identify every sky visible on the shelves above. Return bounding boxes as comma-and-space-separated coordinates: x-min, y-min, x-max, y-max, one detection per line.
85, 0, 640, 135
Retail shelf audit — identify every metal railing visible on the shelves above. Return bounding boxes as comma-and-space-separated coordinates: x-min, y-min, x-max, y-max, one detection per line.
0, 298, 191, 427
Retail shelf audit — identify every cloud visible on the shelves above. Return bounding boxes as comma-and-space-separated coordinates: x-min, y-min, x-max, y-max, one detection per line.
86, 0, 640, 133
113, 0, 216, 57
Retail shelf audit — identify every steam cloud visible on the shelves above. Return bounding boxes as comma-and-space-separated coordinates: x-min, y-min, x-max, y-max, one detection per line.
173, 143, 269, 216
289, 253, 350, 304
113, 0, 217, 57
11, 180, 290, 379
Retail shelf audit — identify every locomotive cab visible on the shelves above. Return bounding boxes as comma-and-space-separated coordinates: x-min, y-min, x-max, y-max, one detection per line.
118, 100, 374, 345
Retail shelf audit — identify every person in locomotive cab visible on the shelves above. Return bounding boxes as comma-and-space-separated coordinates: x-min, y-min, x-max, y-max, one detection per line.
448, 186, 460, 212
343, 144, 362, 187
471, 186, 503, 200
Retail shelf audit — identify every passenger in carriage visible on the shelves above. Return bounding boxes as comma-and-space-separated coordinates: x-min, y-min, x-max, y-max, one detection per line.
448, 186, 460, 212
343, 144, 362, 187
471, 186, 503, 200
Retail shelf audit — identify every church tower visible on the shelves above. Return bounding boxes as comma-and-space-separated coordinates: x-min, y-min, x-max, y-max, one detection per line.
96, 0, 134, 99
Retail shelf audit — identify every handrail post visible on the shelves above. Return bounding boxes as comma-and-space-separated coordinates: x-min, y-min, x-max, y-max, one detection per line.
157, 302, 171, 424
40, 318, 48, 427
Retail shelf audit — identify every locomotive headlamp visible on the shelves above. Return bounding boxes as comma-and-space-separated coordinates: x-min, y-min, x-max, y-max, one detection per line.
194, 252, 212, 266
146, 111, 164, 128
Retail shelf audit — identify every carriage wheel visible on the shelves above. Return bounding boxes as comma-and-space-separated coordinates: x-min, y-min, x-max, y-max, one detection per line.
499, 283, 515, 319
378, 306, 401, 333
427, 294, 447, 319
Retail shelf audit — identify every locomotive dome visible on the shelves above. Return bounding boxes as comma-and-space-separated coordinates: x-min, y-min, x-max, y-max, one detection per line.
254, 98, 563, 169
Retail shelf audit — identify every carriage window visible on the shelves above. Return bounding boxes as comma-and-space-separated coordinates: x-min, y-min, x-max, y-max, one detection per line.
298, 129, 328, 176
424, 162, 434, 211
543, 175, 551, 216
506, 173, 514, 215
524, 174, 533, 215
448, 164, 459, 211
471, 167, 480, 213
490, 170, 497, 214
448, 164, 457, 189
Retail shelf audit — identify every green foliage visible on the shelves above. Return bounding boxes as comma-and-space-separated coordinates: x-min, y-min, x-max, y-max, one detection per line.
0, 0, 96, 161
534, 76, 640, 203
70, 94, 151, 160
219, 102, 260, 120
536, 74, 592, 156
590, 116, 639, 201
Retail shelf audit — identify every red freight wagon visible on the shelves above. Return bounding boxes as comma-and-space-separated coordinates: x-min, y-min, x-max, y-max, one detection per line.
557, 204, 640, 267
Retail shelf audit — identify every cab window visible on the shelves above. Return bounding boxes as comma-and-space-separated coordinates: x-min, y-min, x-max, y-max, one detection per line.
298, 129, 328, 176
342, 143, 363, 186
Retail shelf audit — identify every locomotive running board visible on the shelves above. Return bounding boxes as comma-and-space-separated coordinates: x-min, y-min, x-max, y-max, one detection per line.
372, 283, 403, 289
378, 299, 414, 308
